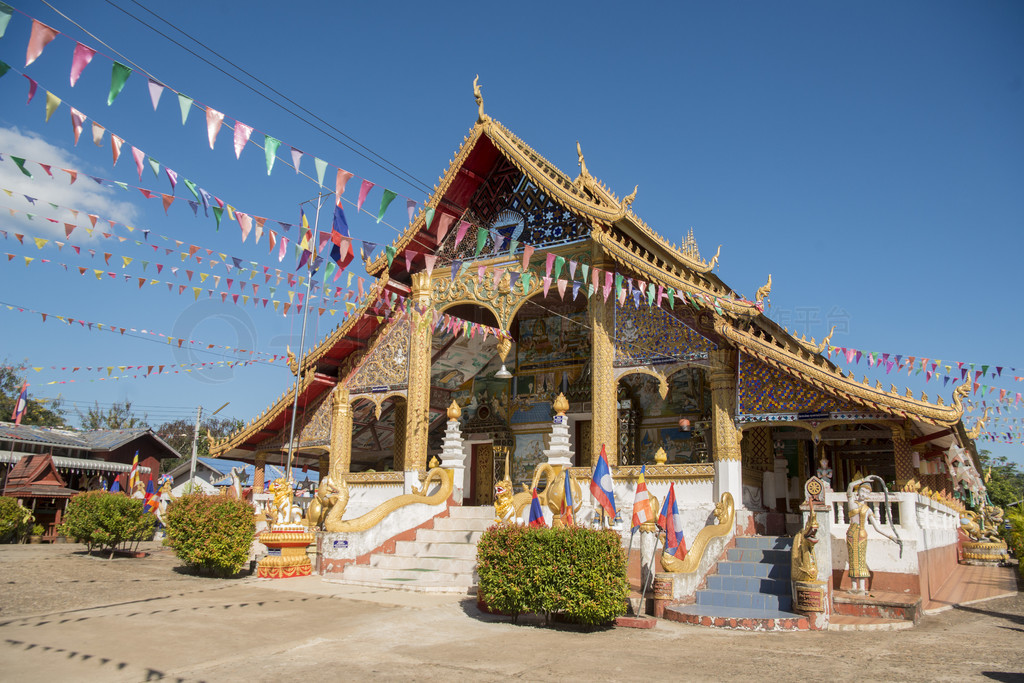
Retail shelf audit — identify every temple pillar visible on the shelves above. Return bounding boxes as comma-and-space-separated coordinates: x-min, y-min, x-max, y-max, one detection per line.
392, 402, 408, 471
589, 254, 617, 467
404, 272, 432, 472
253, 453, 266, 493
329, 384, 352, 478
710, 349, 743, 507
891, 423, 915, 486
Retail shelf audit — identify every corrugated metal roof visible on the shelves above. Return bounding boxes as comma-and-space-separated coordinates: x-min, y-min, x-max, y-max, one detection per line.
0, 452, 151, 474
0, 422, 180, 458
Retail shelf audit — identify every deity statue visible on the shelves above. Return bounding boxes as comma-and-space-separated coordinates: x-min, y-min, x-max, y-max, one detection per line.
816, 456, 833, 490
266, 478, 304, 528
791, 513, 820, 583
846, 476, 902, 593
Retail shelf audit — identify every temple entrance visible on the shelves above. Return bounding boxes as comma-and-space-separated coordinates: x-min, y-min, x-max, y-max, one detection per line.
469, 441, 494, 505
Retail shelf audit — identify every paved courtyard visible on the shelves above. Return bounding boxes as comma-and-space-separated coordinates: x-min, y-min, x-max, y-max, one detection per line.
0, 543, 1021, 682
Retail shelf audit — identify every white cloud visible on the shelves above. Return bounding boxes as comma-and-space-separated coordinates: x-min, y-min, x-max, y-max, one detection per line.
0, 125, 140, 240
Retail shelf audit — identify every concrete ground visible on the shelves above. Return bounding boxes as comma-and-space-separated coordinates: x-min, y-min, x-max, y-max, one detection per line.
0, 542, 1022, 682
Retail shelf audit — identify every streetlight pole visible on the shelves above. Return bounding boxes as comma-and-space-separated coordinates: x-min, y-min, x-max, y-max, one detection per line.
188, 401, 229, 492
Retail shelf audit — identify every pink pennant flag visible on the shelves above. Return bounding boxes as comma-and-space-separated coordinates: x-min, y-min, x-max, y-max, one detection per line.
69, 108, 86, 145
147, 79, 164, 110
91, 121, 105, 146
131, 146, 146, 180
253, 216, 265, 245
238, 212, 253, 242
455, 221, 470, 247
336, 170, 354, 202
423, 254, 437, 277
431, 214, 453, 244
557, 279, 567, 299
26, 20, 59, 67
24, 75, 38, 104
70, 43, 96, 86
492, 267, 505, 288
63, 169, 77, 184
604, 271, 613, 301
356, 180, 374, 211
477, 264, 486, 284
542, 277, 552, 297
233, 121, 252, 159
545, 252, 555, 277
165, 168, 178, 190
405, 250, 416, 271
278, 236, 289, 262
205, 108, 225, 149
111, 134, 124, 166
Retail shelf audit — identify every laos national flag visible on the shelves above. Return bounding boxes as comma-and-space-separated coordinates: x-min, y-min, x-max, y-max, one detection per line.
658, 483, 686, 559
630, 465, 653, 531
527, 489, 546, 528
11, 381, 28, 425
560, 468, 575, 526
589, 444, 617, 518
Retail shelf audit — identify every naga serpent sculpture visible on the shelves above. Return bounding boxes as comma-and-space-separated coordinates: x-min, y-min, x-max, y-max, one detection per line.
324, 468, 452, 533
306, 474, 349, 529
660, 492, 734, 573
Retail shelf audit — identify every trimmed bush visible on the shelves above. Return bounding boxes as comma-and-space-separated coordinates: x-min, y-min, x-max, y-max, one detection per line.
165, 494, 255, 577
477, 524, 629, 626
0, 496, 34, 543
1006, 510, 1024, 578
60, 491, 156, 556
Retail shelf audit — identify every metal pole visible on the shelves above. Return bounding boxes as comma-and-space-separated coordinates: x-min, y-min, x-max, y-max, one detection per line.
284, 192, 326, 483
188, 405, 203, 492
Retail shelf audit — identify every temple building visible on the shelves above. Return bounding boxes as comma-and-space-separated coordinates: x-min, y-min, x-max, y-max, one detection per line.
213, 90, 984, 617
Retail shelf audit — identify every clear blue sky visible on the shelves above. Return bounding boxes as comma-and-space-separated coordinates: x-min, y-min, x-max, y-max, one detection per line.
0, 1, 1021, 465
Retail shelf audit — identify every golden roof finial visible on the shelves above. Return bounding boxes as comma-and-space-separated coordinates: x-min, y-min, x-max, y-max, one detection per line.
576, 141, 590, 180
708, 245, 721, 271
473, 75, 488, 123
755, 274, 772, 308
654, 447, 667, 465
429, 456, 439, 469
553, 392, 569, 417
447, 399, 462, 420
621, 185, 638, 211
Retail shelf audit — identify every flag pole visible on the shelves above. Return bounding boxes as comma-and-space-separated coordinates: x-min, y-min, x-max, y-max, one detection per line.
284, 192, 326, 484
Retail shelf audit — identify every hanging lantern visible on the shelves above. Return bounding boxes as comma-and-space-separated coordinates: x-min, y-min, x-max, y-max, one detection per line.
679, 418, 691, 432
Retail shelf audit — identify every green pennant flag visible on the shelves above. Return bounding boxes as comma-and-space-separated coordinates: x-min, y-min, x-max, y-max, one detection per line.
509, 239, 519, 254
323, 260, 336, 282
614, 273, 623, 298
647, 284, 655, 307
114, 181, 128, 191
377, 189, 397, 223
667, 287, 675, 309
264, 135, 280, 175
0, 60, 10, 79
11, 157, 32, 178
314, 157, 327, 187
183, 178, 199, 200
0, 3, 13, 38
588, 283, 595, 298
553, 255, 566, 280
147, 157, 160, 178
475, 226, 487, 255
423, 207, 435, 229
178, 94, 193, 124
580, 263, 589, 282
108, 62, 131, 105
45, 92, 61, 122
520, 272, 532, 293
385, 245, 397, 267
212, 206, 223, 230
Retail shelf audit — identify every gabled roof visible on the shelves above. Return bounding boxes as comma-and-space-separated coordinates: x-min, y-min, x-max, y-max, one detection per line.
3, 453, 77, 498
0, 422, 181, 459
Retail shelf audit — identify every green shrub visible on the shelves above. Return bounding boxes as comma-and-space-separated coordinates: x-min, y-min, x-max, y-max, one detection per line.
0, 496, 34, 543
60, 491, 155, 556
477, 524, 629, 626
165, 494, 255, 577
1006, 510, 1024, 578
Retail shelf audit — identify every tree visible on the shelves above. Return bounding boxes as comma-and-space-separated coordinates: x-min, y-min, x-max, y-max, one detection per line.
77, 400, 149, 430
155, 416, 243, 472
978, 450, 1024, 508
0, 362, 67, 427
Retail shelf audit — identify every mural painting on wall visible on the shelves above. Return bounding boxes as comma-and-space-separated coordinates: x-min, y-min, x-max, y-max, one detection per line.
432, 333, 499, 390
513, 431, 547, 485
614, 303, 716, 367
516, 310, 589, 372
659, 426, 694, 461
619, 369, 704, 418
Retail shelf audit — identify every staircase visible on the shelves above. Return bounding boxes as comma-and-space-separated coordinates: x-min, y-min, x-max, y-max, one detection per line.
665, 536, 809, 630
326, 506, 492, 593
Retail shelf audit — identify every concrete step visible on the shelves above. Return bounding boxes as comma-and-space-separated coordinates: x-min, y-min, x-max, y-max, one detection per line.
432, 516, 493, 532
448, 505, 496, 520
665, 604, 807, 630
369, 553, 477, 573
414, 528, 484, 544
706, 574, 790, 596
393, 540, 478, 560
341, 563, 477, 586
695, 589, 793, 612
828, 614, 914, 632
735, 536, 793, 551
716, 560, 789, 579
725, 547, 790, 564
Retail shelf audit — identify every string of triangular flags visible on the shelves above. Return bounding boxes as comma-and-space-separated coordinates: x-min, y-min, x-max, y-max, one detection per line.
4, 357, 271, 378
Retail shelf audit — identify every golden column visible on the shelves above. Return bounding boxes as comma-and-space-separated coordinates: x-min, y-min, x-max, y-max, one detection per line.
588, 250, 617, 467
329, 384, 352, 479
392, 402, 408, 471
404, 271, 433, 472
253, 452, 266, 493
891, 423, 916, 485
709, 349, 741, 462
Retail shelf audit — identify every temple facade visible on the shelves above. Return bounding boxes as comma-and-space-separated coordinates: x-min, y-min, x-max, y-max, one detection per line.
212, 94, 985, 609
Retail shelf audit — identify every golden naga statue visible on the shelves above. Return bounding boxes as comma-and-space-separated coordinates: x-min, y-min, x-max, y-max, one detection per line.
306, 474, 349, 529
473, 75, 488, 123
755, 274, 772, 308
325, 468, 452, 533
661, 492, 734, 573
707, 245, 721, 271
791, 514, 820, 583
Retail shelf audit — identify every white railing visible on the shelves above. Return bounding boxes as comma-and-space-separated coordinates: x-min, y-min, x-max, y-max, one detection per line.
825, 491, 959, 544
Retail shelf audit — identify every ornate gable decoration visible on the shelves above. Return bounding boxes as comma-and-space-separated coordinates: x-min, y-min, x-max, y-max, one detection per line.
738, 354, 862, 417
345, 317, 411, 393
432, 264, 543, 330
615, 303, 717, 368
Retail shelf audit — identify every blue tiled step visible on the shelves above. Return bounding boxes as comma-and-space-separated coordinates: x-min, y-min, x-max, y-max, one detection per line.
717, 560, 789, 579
726, 547, 790, 564
734, 536, 793, 550
706, 574, 790, 595
695, 589, 793, 611
669, 603, 802, 621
